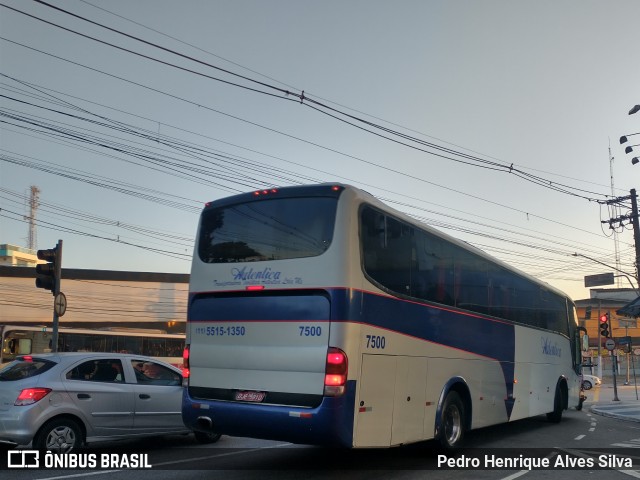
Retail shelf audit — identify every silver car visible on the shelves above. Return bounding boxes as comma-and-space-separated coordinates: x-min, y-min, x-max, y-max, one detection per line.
0, 352, 220, 451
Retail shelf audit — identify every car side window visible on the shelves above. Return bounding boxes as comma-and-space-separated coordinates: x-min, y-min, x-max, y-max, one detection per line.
67, 359, 124, 383
132, 360, 180, 386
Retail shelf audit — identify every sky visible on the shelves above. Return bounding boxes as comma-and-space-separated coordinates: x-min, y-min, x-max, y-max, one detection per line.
0, 0, 639, 303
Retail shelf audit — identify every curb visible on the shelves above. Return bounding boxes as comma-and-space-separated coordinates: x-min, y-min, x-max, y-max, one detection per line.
590, 404, 640, 423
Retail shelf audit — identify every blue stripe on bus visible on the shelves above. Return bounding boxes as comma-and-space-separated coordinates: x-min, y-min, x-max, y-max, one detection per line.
330, 289, 516, 419
188, 288, 516, 419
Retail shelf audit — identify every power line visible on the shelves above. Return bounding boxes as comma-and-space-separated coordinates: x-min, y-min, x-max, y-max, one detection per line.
1, 75, 630, 277
3, 1, 615, 203
77, 0, 627, 197
0, 207, 191, 260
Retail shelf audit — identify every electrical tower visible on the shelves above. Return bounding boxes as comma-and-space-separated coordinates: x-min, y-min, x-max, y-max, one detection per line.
27, 185, 40, 250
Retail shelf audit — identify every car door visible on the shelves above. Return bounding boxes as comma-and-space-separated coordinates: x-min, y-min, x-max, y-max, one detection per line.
129, 359, 185, 433
64, 358, 135, 436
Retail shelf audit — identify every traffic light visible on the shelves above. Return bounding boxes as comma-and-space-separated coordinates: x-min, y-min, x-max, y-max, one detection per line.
599, 312, 610, 338
585, 306, 592, 319
35, 244, 60, 295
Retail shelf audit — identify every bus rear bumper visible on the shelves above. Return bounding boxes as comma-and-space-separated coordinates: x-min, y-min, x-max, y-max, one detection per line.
182, 381, 355, 447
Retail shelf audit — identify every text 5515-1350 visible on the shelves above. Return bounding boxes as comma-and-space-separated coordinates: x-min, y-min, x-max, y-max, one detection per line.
196, 326, 246, 336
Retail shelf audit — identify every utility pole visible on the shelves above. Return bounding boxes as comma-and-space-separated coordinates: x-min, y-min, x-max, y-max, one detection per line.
631, 189, 640, 283
602, 188, 640, 286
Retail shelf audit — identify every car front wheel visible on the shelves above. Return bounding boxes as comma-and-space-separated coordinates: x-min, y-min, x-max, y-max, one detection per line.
34, 418, 83, 453
582, 380, 593, 390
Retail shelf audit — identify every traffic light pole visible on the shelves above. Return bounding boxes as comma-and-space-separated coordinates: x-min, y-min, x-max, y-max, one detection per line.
51, 239, 62, 353
612, 348, 620, 402
597, 302, 602, 379
35, 239, 65, 353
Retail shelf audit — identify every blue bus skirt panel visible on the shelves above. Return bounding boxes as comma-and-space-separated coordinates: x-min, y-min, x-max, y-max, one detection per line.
182, 380, 356, 447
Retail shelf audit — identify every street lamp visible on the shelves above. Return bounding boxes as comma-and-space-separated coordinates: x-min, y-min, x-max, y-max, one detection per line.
625, 144, 640, 154
621, 135, 640, 166
620, 132, 640, 144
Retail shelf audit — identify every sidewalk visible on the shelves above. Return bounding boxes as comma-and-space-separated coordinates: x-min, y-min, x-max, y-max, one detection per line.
588, 383, 640, 422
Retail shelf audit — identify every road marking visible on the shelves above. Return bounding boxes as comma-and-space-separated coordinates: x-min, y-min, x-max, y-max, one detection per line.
589, 428, 595, 432
575, 435, 586, 440
499, 470, 531, 480
31, 443, 293, 480
612, 438, 640, 448
498, 451, 557, 480
30, 472, 120, 480
618, 470, 640, 478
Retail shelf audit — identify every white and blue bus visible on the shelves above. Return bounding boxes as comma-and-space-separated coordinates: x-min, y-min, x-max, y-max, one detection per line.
182, 183, 584, 448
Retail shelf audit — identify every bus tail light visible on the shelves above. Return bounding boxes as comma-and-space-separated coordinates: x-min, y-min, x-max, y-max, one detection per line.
324, 347, 348, 396
182, 345, 190, 384
15, 388, 51, 406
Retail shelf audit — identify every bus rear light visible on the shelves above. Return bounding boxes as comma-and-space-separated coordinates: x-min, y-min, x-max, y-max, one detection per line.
324, 347, 348, 396
325, 374, 345, 386
183, 345, 190, 370
253, 189, 279, 196
15, 388, 51, 406
289, 411, 313, 418
246, 285, 265, 291
182, 346, 191, 386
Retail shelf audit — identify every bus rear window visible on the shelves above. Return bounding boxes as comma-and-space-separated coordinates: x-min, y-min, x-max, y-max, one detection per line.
198, 197, 338, 263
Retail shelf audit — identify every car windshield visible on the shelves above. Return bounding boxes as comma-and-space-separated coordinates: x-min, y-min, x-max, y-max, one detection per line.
0, 357, 56, 381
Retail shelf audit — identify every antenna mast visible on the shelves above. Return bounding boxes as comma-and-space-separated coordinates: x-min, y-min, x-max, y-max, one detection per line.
609, 143, 622, 287
27, 185, 40, 250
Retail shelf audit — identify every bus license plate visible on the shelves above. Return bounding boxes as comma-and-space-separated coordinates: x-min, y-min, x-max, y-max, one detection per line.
235, 391, 266, 402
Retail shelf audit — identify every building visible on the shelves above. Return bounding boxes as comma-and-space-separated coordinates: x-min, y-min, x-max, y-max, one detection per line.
575, 288, 639, 381
575, 288, 639, 348
0, 265, 188, 334
0, 244, 41, 267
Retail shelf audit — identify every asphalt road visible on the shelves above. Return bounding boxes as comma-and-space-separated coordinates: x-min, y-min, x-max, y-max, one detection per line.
3, 385, 640, 480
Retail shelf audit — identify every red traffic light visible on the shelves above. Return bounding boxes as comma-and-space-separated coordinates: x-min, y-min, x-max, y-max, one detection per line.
599, 314, 608, 323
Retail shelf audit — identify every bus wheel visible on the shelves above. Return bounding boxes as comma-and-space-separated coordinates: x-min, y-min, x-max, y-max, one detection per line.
438, 391, 465, 449
546, 384, 564, 423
